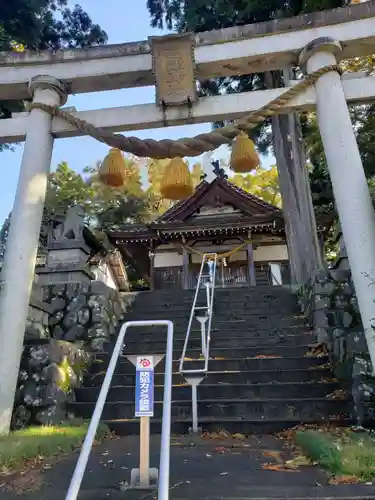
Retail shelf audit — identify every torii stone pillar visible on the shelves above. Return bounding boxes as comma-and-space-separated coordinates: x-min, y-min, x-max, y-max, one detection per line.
0, 75, 67, 434
300, 37, 375, 371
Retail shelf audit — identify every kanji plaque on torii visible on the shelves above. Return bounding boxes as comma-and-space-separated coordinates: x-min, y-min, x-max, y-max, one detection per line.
150, 33, 197, 107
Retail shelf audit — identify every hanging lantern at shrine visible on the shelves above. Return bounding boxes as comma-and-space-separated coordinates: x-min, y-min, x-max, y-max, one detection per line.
160, 157, 194, 200
230, 131, 260, 173
98, 148, 127, 187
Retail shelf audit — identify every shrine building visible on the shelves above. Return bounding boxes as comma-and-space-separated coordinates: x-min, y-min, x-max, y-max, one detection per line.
108, 176, 290, 290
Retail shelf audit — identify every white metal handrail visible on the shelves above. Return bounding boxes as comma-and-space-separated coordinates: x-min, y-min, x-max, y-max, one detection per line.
65, 320, 174, 500
179, 253, 217, 375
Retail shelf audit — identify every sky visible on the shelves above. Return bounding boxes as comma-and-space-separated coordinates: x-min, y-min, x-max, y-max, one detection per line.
0, 0, 274, 223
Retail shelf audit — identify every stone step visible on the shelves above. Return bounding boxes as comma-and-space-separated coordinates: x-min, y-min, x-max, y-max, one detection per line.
104, 416, 353, 436
122, 286, 294, 300
75, 381, 339, 402
105, 334, 315, 351
127, 301, 300, 313
84, 367, 333, 387
70, 397, 351, 421
89, 355, 329, 374
115, 324, 310, 339
123, 285, 293, 294
126, 303, 304, 321
122, 293, 297, 308
101, 345, 313, 360
121, 318, 306, 330
128, 299, 299, 313
124, 310, 304, 321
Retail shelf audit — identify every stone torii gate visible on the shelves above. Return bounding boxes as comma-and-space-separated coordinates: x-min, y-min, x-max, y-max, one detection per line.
1, 2, 375, 433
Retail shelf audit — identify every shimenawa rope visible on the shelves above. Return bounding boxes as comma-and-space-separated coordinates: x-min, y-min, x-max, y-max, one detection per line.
26, 65, 341, 159
182, 240, 251, 260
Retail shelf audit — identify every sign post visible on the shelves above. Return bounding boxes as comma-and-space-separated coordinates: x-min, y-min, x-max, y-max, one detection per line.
136, 355, 154, 488
127, 354, 164, 490
135, 356, 155, 418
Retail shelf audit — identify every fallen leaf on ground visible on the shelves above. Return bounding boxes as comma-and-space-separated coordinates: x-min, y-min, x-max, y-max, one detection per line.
232, 433, 246, 440
261, 464, 298, 472
232, 442, 249, 448
214, 446, 226, 454
263, 451, 283, 464
309, 362, 331, 370
325, 389, 348, 400
201, 429, 230, 440
305, 343, 329, 358
201, 431, 220, 439
218, 429, 230, 439
249, 355, 282, 359
276, 423, 343, 441
285, 455, 311, 469
328, 475, 360, 485
2, 469, 43, 495
1, 466, 11, 476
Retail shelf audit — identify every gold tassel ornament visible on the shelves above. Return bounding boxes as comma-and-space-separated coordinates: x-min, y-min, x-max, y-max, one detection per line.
230, 131, 260, 173
98, 148, 127, 187
160, 157, 194, 200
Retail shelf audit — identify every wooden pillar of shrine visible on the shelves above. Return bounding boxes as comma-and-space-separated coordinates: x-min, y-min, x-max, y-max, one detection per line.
149, 245, 155, 290
265, 68, 322, 286
247, 241, 256, 286
182, 247, 189, 290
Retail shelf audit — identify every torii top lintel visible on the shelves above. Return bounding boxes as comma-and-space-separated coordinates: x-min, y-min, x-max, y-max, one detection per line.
0, 2, 374, 101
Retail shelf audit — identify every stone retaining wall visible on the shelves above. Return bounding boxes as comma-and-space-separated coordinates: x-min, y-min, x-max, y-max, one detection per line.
43, 281, 129, 351
298, 268, 375, 426
13, 339, 91, 428
12, 282, 133, 428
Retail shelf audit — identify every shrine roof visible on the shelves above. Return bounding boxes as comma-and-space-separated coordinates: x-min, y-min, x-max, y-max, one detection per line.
156, 178, 281, 222
107, 179, 284, 243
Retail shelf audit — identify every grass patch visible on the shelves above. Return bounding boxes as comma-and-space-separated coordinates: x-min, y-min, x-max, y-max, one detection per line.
295, 428, 375, 482
0, 422, 109, 473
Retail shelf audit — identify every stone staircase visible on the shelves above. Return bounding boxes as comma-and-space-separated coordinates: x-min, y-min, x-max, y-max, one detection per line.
71, 286, 352, 434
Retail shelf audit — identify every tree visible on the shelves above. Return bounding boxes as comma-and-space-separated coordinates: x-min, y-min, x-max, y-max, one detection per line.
145, 0, 347, 199
0, 155, 207, 269
84, 156, 150, 228
0, 1, 107, 142
0, 208, 52, 272
146, 158, 204, 215
146, 0, 345, 126
190, 161, 205, 187
146, 0, 375, 265
0, 157, 153, 270
45, 161, 96, 215
302, 103, 375, 218
147, 0, 344, 32
0, 214, 11, 273
46, 159, 152, 229
230, 165, 281, 207
146, 158, 173, 215
0, 1, 107, 52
